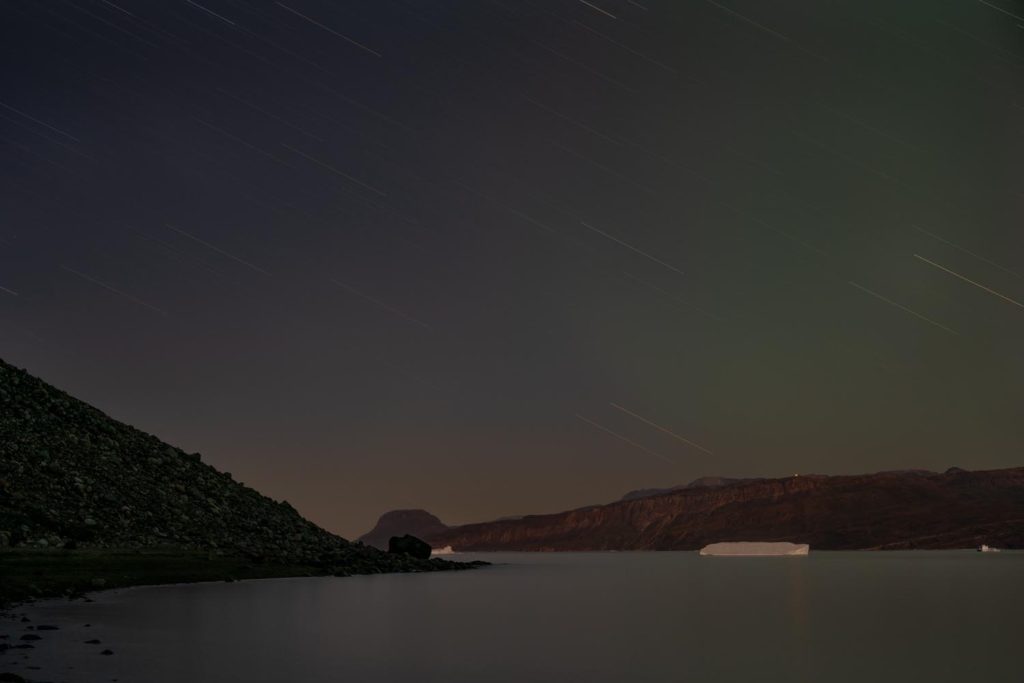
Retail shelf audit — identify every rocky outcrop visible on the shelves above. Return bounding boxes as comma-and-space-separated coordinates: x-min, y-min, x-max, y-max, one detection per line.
432, 468, 1024, 551
0, 359, 345, 562
0, 359, 477, 576
388, 534, 431, 559
358, 510, 449, 550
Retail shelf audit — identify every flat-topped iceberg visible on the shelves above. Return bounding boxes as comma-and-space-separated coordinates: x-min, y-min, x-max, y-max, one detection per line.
699, 542, 809, 556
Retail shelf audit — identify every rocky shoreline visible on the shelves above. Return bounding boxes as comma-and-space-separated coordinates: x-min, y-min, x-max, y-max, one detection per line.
0, 357, 488, 680
0, 547, 485, 609
0, 358, 485, 609
0, 550, 486, 682
2, 602, 114, 683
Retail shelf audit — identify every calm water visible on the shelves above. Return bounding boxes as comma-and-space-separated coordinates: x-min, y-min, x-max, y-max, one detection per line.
8, 552, 1024, 682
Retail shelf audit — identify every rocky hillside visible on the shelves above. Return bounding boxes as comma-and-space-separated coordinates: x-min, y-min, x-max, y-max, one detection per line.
431, 468, 1024, 551
0, 359, 463, 572
358, 510, 449, 550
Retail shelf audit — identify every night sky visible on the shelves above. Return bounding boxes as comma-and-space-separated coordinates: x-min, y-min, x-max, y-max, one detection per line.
1, 0, 1022, 538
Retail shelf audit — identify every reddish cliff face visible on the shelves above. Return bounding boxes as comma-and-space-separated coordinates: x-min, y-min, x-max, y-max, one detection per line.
431, 468, 1024, 551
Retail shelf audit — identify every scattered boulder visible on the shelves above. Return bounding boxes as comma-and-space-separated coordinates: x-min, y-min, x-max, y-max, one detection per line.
388, 534, 431, 559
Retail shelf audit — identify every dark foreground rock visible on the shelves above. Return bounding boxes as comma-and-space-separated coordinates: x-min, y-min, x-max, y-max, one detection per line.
0, 358, 485, 607
388, 534, 431, 559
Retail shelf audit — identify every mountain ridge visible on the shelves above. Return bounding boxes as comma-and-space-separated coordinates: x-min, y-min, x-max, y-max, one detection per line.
618, 476, 753, 502
364, 467, 1024, 551
431, 467, 1024, 551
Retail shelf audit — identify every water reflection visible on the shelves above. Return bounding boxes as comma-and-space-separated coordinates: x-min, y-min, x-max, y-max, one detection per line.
11, 552, 1024, 683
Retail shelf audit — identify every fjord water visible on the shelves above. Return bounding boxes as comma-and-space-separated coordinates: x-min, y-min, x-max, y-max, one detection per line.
20, 552, 1023, 682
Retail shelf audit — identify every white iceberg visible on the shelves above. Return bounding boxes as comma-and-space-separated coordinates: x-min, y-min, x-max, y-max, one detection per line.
699, 541, 809, 556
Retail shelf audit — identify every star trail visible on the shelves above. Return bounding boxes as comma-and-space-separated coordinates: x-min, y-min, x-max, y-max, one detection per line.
1, 0, 1022, 537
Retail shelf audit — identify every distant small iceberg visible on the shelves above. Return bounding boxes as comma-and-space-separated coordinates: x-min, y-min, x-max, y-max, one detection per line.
978, 544, 1001, 553
431, 545, 455, 556
699, 542, 809, 557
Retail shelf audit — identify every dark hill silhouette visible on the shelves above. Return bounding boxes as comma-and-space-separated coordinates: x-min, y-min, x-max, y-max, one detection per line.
358, 510, 450, 550
0, 358, 478, 603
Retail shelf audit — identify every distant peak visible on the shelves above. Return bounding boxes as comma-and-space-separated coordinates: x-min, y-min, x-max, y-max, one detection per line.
376, 509, 443, 522
358, 509, 449, 550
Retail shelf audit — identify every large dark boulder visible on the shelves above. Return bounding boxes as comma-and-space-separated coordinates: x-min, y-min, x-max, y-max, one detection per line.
388, 534, 431, 559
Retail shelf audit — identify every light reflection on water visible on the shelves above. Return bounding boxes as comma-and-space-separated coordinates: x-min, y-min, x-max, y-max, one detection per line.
10, 551, 1024, 683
